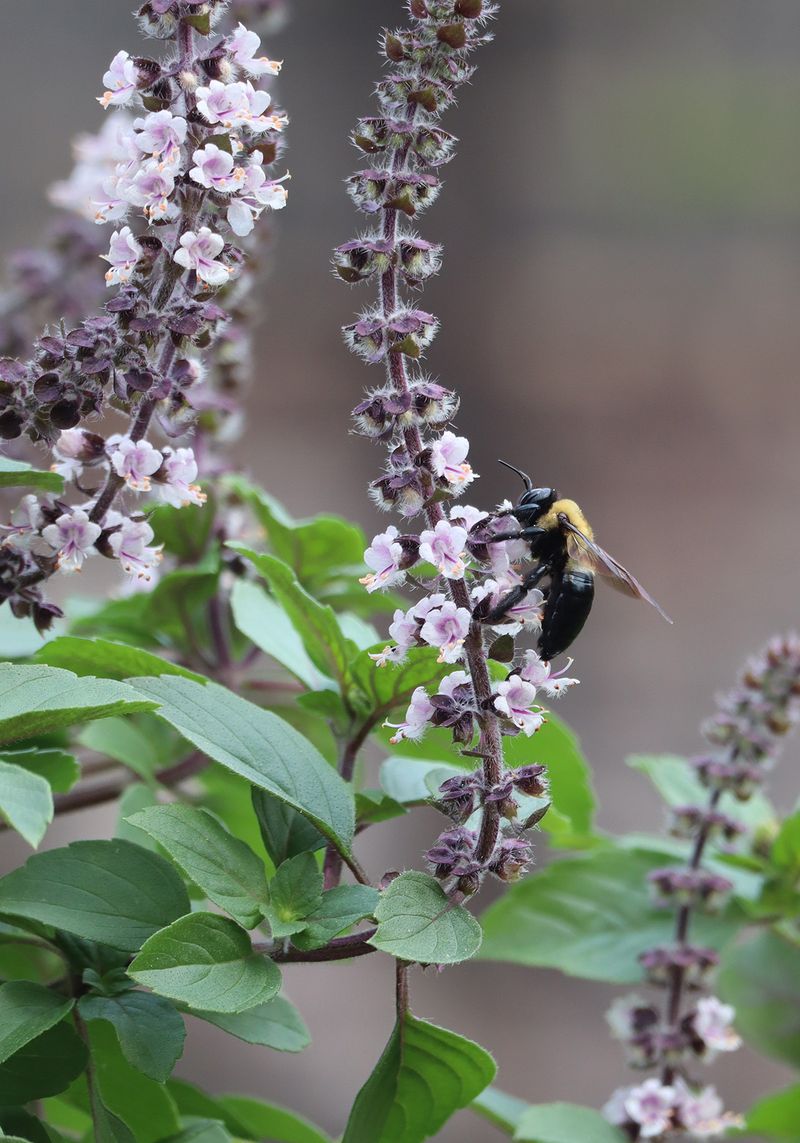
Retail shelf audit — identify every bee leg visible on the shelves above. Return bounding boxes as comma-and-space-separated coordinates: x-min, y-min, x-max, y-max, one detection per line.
487, 525, 546, 544
482, 564, 548, 624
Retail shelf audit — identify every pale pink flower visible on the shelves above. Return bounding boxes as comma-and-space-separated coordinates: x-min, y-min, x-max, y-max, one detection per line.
195, 80, 275, 132
692, 997, 741, 1056
413, 592, 448, 621
429, 431, 475, 489
133, 110, 187, 159
420, 601, 471, 664
360, 525, 405, 593
602, 1087, 634, 1129
449, 503, 487, 530
124, 160, 176, 218
173, 227, 231, 288
42, 509, 101, 573
674, 1079, 743, 1138
471, 573, 544, 633
419, 519, 468, 579
228, 23, 282, 77
624, 1078, 677, 1139
110, 438, 162, 492
155, 448, 206, 508
108, 517, 163, 581
49, 112, 135, 219
3, 495, 42, 549
51, 430, 89, 481
369, 605, 419, 667
190, 144, 241, 192
101, 226, 141, 286
605, 994, 649, 1041
519, 650, 580, 697
493, 676, 544, 736
387, 686, 435, 744
438, 670, 471, 700
98, 51, 139, 109
227, 159, 288, 236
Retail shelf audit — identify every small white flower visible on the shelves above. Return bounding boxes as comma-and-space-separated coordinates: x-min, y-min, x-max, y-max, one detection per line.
195, 79, 274, 132
101, 226, 141, 286
226, 162, 289, 236
419, 601, 471, 664
519, 650, 580, 696
98, 50, 139, 109
110, 438, 163, 492
190, 144, 241, 193
133, 110, 187, 159
51, 430, 89, 482
228, 23, 283, 77
692, 996, 741, 1056
493, 676, 544, 736
360, 525, 405, 593
605, 994, 648, 1041
108, 517, 163, 581
674, 1079, 743, 1138
437, 670, 471, 700
429, 431, 475, 489
155, 447, 206, 508
386, 686, 435, 744
173, 227, 231, 288
369, 606, 419, 667
624, 1078, 677, 1139
124, 160, 176, 218
42, 508, 101, 573
449, 503, 487, 530
3, 495, 42, 549
419, 519, 468, 579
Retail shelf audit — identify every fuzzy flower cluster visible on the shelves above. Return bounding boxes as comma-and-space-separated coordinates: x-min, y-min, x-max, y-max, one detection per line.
1, 6, 288, 626
603, 634, 800, 1139
338, 0, 585, 894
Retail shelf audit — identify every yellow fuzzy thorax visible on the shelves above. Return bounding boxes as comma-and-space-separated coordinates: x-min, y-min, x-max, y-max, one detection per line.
540, 498, 594, 540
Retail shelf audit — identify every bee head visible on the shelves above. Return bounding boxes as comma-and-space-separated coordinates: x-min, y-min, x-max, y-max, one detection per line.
498, 460, 557, 519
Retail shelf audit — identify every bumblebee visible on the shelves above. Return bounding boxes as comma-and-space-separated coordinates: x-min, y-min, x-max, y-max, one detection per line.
481, 461, 671, 660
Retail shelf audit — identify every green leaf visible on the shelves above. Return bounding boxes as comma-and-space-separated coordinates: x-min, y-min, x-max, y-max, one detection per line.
130, 677, 355, 853
228, 547, 353, 687
503, 715, 595, 842
0, 1023, 87, 1106
479, 848, 740, 983
79, 991, 185, 1083
161, 1124, 232, 1143
148, 499, 214, 564
0, 1106, 61, 1143
0, 664, 156, 745
347, 646, 448, 723
115, 785, 158, 848
267, 854, 323, 938
369, 871, 482, 964
218, 1095, 331, 1143
719, 929, 800, 1068
292, 885, 379, 951
628, 753, 775, 830
0, 839, 190, 951
514, 1103, 626, 1143
0, 748, 78, 794
0, 760, 53, 847
381, 756, 464, 806
189, 995, 310, 1053
342, 1013, 495, 1143
127, 805, 269, 929
746, 1084, 800, 1140
86, 1021, 180, 1143
80, 715, 179, 782
35, 638, 204, 683
252, 790, 326, 867
224, 478, 365, 591
230, 581, 330, 691
129, 912, 281, 1013
471, 1086, 530, 1134
0, 982, 73, 1064
772, 811, 800, 873
0, 456, 63, 493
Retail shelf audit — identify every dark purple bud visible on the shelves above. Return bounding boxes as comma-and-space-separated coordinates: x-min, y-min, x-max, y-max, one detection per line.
488, 837, 533, 882
512, 764, 548, 798
647, 867, 733, 913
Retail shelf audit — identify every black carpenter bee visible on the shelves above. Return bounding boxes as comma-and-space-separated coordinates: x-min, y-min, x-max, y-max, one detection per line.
479, 461, 671, 660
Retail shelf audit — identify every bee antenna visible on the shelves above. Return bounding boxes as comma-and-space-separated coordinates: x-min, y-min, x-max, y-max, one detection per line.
498, 459, 533, 491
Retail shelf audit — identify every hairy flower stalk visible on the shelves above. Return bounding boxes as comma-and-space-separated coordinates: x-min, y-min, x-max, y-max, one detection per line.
0, 0, 288, 627
604, 634, 800, 1140
339, 0, 579, 898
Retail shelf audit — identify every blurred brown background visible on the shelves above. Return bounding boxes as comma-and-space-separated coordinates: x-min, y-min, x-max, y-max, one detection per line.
2, 1, 800, 1138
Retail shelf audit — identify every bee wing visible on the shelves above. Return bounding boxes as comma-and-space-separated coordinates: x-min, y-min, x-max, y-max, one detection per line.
561, 519, 672, 623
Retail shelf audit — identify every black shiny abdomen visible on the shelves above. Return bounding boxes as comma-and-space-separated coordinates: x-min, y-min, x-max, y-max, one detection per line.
538, 567, 595, 660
